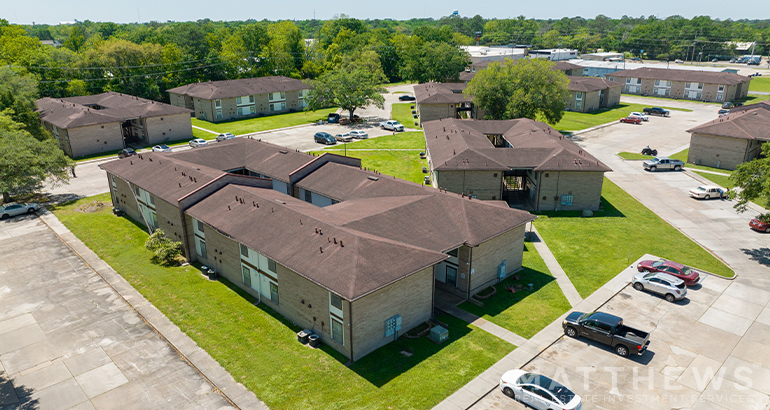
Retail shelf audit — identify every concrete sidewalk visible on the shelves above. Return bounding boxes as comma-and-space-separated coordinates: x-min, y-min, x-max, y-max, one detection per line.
528, 225, 583, 307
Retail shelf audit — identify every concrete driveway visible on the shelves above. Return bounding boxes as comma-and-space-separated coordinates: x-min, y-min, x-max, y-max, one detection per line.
0, 214, 240, 410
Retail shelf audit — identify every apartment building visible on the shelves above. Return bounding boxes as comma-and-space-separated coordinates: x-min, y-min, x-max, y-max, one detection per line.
608, 67, 751, 102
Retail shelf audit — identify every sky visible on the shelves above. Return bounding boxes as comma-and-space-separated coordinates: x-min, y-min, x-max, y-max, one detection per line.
6, 0, 770, 25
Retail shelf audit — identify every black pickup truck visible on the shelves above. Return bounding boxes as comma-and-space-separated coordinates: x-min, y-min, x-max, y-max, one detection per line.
562, 311, 650, 357
643, 107, 670, 117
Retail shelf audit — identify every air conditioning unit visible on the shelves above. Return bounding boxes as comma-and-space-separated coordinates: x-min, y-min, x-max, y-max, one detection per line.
430, 326, 448, 344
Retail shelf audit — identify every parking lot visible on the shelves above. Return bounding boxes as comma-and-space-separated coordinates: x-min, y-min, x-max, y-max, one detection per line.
471, 268, 770, 410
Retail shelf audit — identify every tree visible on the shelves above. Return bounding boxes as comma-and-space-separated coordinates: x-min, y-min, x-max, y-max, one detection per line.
305, 51, 386, 120
464, 58, 570, 124
0, 67, 49, 139
400, 41, 470, 83
144, 229, 183, 265
0, 110, 73, 202
730, 143, 770, 214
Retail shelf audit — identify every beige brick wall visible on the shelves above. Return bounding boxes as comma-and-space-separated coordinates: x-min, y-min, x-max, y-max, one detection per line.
145, 113, 193, 145
614, 75, 750, 103
436, 170, 503, 200
418, 103, 456, 124
535, 171, 604, 211
192, 91, 308, 122
168, 92, 186, 109
687, 133, 751, 170
153, 196, 185, 243
109, 173, 141, 223
468, 224, 526, 295
67, 122, 124, 158
582, 90, 601, 112
351, 266, 433, 361
605, 86, 622, 107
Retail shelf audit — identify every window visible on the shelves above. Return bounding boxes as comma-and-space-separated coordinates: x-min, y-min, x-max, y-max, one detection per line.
718, 85, 725, 92
298, 100, 307, 108
242, 266, 251, 287
298, 89, 307, 99
237, 106, 255, 116
216, 110, 223, 119
698, 83, 703, 90
654, 80, 660, 86
626, 78, 631, 84
447, 248, 458, 258
331, 293, 342, 310
215, 99, 221, 108
240, 244, 249, 257
270, 282, 279, 304
575, 92, 583, 100
446, 266, 458, 287
304, 189, 312, 203
134, 186, 140, 196
197, 220, 204, 232
198, 239, 207, 259
149, 195, 155, 205
269, 92, 286, 102
608, 76, 614, 81
267, 258, 276, 272
236, 96, 254, 105
576, 101, 582, 110
331, 318, 343, 344
270, 102, 286, 112
717, 94, 723, 101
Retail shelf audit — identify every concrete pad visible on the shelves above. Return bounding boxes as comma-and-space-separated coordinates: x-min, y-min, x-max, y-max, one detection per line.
722, 282, 770, 306
710, 294, 765, 321
11, 361, 72, 392
74, 362, 129, 399
0, 323, 47, 355
64, 348, 111, 377
0, 314, 36, 336
67, 401, 97, 410
730, 337, 770, 370
756, 307, 770, 327
698, 308, 753, 337
720, 356, 770, 395
698, 378, 769, 410
677, 354, 724, 392
743, 321, 770, 344
0, 340, 69, 375
28, 378, 88, 410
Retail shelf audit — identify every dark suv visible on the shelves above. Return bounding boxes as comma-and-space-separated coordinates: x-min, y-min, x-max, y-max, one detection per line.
314, 132, 337, 145
118, 148, 136, 158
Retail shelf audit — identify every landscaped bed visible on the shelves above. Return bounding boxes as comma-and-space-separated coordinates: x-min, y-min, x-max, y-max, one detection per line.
534, 178, 735, 298
52, 193, 514, 410
553, 103, 691, 132
191, 108, 338, 135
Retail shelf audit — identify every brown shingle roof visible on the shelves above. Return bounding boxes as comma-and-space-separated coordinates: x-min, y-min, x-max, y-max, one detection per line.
687, 109, 770, 141
567, 76, 623, 93
185, 184, 448, 300
166, 76, 308, 100
414, 82, 472, 104
608, 67, 750, 85
294, 162, 433, 201
36, 92, 192, 129
424, 118, 611, 172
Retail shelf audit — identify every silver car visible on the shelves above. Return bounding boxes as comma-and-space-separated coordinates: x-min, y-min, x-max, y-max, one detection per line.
632, 272, 687, 302
0, 203, 40, 219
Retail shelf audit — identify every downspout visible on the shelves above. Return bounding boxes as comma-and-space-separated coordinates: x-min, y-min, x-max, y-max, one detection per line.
466, 247, 474, 300
348, 300, 354, 362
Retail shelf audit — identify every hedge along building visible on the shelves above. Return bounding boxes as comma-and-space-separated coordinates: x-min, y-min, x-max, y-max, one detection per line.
607, 67, 751, 103
36, 92, 193, 158
423, 118, 611, 211
686, 101, 770, 170
100, 138, 535, 361
166, 76, 310, 122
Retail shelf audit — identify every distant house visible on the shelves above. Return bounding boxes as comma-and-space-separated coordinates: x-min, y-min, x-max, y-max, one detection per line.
565, 76, 623, 113
36, 92, 193, 158
607, 67, 751, 103
100, 138, 535, 361
423, 118, 611, 210
686, 101, 770, 170
414, 82, 483, 124
167, 76, 310, 122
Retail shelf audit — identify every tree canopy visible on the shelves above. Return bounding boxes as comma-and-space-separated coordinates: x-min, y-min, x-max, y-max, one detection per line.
464, 58, 570, 124
730, 143, 770, 214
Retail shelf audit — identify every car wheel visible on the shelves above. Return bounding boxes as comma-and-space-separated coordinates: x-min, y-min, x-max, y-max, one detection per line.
665, 294, 676, 303
616, 345, 629, 357
502, 387, 515, 399
0, 214, 8, 220
565, 327, 577, 338
765, 227, 770, 233
705, 195, 710, 199
674, 165, 682, 171
633, 283, 644, 291
27, 208, 35, 214
650, 166, 657, 172
643, 269, 650, 273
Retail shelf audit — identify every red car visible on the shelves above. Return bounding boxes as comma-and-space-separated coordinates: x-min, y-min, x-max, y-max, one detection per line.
620, 117, 642, 124
750, 218, 770, 233
636, 260, 700, 286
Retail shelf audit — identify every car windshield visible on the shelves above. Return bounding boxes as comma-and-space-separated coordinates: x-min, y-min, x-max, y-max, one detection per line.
159, 145, 169, 149
695, 187, 706, 192
578, 312, 591, 321
643, 272, 656, 279
652, 261, 664, 267
649, 158, 660, 163
517, 374, 575, 404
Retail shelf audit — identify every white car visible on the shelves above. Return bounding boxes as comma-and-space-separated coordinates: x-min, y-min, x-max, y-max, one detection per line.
380, 120, 404, 132
189, 138, 208, 148
629, 112, 648, 121
216, 133, 235, 142
632, 272, 687, 302
350, 130, 369, 139
689, 185, 728, 199
500, 370, 582, 410
152, 144, 172, 152
0, 203, 40, 219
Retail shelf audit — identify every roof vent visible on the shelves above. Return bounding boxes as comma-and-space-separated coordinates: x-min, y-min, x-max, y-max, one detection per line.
368, 176, 379, 181
279, 150, 288, 154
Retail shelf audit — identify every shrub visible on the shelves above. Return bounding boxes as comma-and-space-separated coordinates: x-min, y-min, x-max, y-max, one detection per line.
144, 229, 183, 265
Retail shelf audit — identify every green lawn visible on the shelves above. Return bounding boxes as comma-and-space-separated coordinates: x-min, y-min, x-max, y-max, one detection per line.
552, 103, 691, 132
191, 108, 338, 135
618, 152, 655, 160
392, 103, 421, 128
312, 149, 428, 184
744, 93, 770, 104
458, 242, 571, 338
534, 178, 735, 298
52, 194, 513, 410
749, 77, 770, 93
192, 127, 217, 140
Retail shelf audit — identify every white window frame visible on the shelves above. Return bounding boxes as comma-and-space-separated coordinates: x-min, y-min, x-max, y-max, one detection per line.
216, 109, 223, 119
331, 318, 344, 345
215, 99, 221, 108
718, 85, 725, 92
575, 92, 583, 101
268, 92, 286, 102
